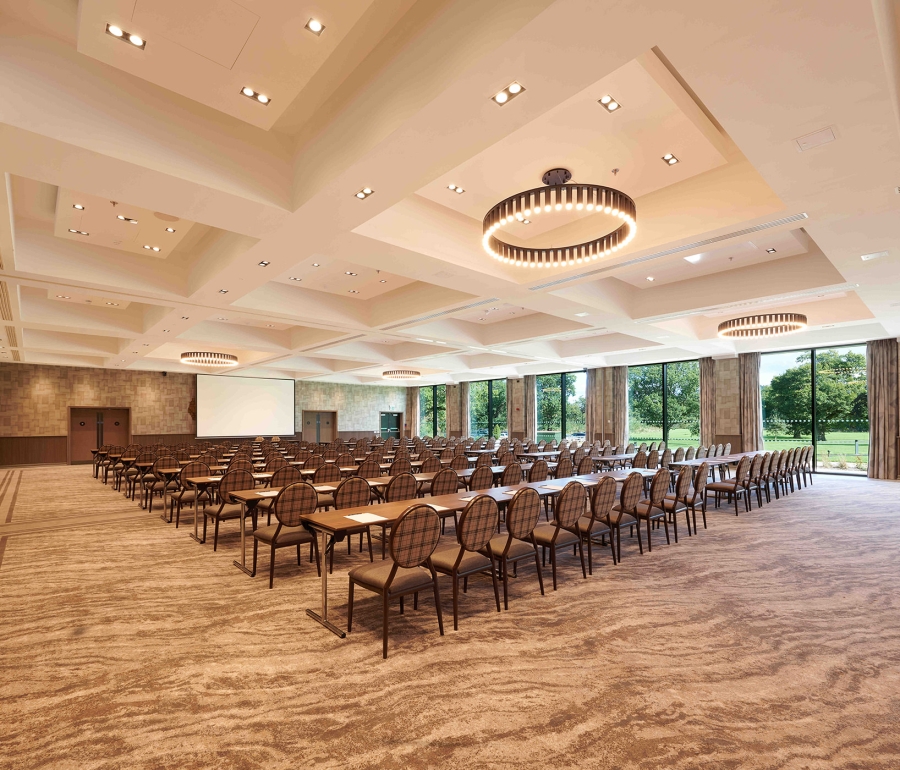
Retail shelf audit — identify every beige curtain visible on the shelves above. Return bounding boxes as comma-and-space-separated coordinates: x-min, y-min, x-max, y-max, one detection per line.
739, 352, 764, 452
459, 381, 471, 439
405, 386, 419, 438
867, 339, 898, 479
700, 357, 717, 447
611, 366, 628, 448
585, 368, 603, 441
524, 374, 537, 442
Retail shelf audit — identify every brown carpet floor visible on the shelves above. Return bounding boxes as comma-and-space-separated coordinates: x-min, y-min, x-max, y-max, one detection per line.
1, 466, 899, 769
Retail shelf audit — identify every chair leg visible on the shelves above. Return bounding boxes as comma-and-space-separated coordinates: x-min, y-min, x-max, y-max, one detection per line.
578, 539, 587, 579
312, 537, 322, 577
489, 559, 501, 612
382, 593, 390, 659
268, 544, 276, 588
531, 542, 545, 596
550, 547, 558, 591
452, 575, 459, 631
646, 518, 653, 552
251, 537, 258, 577
431, 569, 444, 637
663, 516, 671, 544
635, 519, 644, 554
213, 518, 220, 551
347, 580, 355, 632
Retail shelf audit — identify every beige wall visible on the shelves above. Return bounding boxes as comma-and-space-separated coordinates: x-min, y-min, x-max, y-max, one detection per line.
715, 358, 741, 436
294, 381, 405, 432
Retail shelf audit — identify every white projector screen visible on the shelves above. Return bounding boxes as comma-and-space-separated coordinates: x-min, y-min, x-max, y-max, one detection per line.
196, 375, 295, 438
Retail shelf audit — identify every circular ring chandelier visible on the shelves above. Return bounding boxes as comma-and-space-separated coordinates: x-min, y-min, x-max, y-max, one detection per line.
180, 351, 239, 367
717, 313, 808, 338
482, 168, 637, 268
382, 369, 421, 380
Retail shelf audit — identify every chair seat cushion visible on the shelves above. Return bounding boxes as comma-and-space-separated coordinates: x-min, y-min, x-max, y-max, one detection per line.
253, 523, 314, 546
533, 523, 579, 547
317, 493, 335, 508
431, 545, 493, 574
487, 535, 534, 560
603, 511, 638, 527
576, 516, 611, 537
349, 560, 434, 594
707, 481, 739, 493
635, 500, 665, 519
207, 503, 245, 521
660, 498, 686, 513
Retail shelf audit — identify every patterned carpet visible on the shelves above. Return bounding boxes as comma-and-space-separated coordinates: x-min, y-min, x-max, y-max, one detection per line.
1, 466, 899, 769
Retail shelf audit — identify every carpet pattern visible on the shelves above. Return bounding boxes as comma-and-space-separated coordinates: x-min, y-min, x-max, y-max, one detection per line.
1, 466, 899, 769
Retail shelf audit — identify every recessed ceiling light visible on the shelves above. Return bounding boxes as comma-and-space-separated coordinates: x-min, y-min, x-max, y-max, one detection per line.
240, 87, 271, 105
68, 229, 89, 236
56, 295, 70, 299
106, 302, 119, 306
165, 227, 175, 233
574, 312, 590, 317
289, 277, 302, 281
493, 81, 525, 106
861, 250, 889, 261
348, 290, 359, 294
143, 343, 149, 346
522, 219, 531, 224
162, 329, 170, 333
598, 94, 621, 113
219, 289, 229, 294
355, 188, 374, 199
218, 317, 228, 321
766, 248, 777, 253
379, 280, 387, 283
417, 338, 434, 342
106, 24, 146, 49
684, 254, 702, 264
305, 18, 325, 35
646, 276, 655, 282
258, 261, 270, 267
181, 316, 189, 320
662, 154, 679, 165
142, 245, 160, 251
266, 324, 274, 328
73, 204, 84, 210
345, 271, 357, 276
117, 215, 138, 224
312, 263, 320, 267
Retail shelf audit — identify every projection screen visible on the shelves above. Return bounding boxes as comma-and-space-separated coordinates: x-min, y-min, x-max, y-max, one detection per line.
196, 375, 295, 438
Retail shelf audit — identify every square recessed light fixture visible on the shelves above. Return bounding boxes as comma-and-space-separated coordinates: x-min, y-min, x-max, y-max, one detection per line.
143, 245, 160, 252
117, 215, 138, 224
492, 81, 525, 106
662, 153, 679, 165
646, 276, 655, 282
598, 94, 621, 112
258, 261, 270, 267
240, 87, 270, 105
684, 254, 702, 264
305, 18, 325, 35
143, 343, 150, 346
289, 276, 302, 281
345, 271, 357, 276
218, 317, 228, 321
73, 204, 84, 210
348, 290, 359, 294
181, 316, 190, 320
56, 295, 70, 299
106, 24, 146, 49
68, 229, 89, 236
355, 188, 374, 199
766, 248, 777, 253
165, 227, 175, 233
379, 279, 387, 283
575, 312, 590, 317
860, 250, 889, 261
106, 302, 119, 306
312, 262, 320, 267
447, 184, 465, 194
162, 329, 170, 333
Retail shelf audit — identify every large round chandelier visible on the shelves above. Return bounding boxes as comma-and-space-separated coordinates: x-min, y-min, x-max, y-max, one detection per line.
383, 369, 421, 380
482, 168, 637, 268
180, 351, 239, 367
717, 313, 808, 338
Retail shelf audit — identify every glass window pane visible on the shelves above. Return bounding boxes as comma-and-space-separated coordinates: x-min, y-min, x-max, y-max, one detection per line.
419, 386, 434, 437
761, 351, 812, 455
665, 361, 699, 448
536, 374, 562, 442
628, 364, 663, 445
469, 381, 489, 437
435, 385, 446, 436
814, 345, 867, 474
565, 372, 587, 440
490, 379, 507, 438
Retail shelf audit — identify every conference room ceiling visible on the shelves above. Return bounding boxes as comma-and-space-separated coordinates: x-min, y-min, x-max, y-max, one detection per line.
0, 0, 897, 382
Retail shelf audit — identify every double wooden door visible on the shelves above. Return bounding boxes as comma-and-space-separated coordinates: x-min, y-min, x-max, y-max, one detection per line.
69, 408, 130, 463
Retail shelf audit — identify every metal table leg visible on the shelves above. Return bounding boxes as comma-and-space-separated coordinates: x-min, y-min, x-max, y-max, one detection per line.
306, 527, 346, 638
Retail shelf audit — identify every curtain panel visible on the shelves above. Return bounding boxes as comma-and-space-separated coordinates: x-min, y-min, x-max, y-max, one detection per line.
523, 374, 537, 442
405, 387, 419, 438
585, 368, 602, 441
867, 338, 899, 479
611, 366, 628, 448
738, 352, 764, 452
459, 381, 471, 439
700, 357, 717, 447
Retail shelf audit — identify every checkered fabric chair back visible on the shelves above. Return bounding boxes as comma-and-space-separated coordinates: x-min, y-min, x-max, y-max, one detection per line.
475, 452, 493, 468
501, 463, 523, 486
632, 451, 648, 469
749, 453, 764, 481
648, 442, 657, 452
430, 468, 459, 497
358, 459, 382, 479
674, 447, 685, 462
274, 481, 318, 527
576, 456, 593, 475
385, 472, 417, 502
304, 454, 325, 470
625, 443, 636, 454
661, 449, 673, 469
180, 462, 209, 486
228, 458, 254, 472
590, 475, 617, 519
723, 442, 732, 455
153, 456, 178, 478
556, 457, 574, 478
685, 446, 696, 460
450, 454, 469, 471
498, 452, 516, 466
390, 458, 412, 476
265, 455, 288, 471
336, 453, 355, 466
468, 465, 493, 491
271, 466, 302, 488
555, 481, 587, 528
174, 449, 190, 460
618, 473, 644, 514
196, 453, 216, 466
638, 443, 647, 453
528, 459, 549, 483
602, 445, 614, 456
421, 456, 441, 473
693, 463, 709, 497
506, 488, 541, 539
648, 469, 669, 506
335, 476, 371, 509
441, 448, 454, 460
647, 450, 660, 469
323, 449, 340, 461
314, 464, 342, 484
219, 469, 254, 503
458, 495, 499, 552
389, 505, 442, 569
136, 450, 157, 464
734, 455, 751, 482
674, 466, 692, 500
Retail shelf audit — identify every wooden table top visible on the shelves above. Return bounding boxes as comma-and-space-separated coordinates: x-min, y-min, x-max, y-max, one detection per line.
669, 451, 762, 467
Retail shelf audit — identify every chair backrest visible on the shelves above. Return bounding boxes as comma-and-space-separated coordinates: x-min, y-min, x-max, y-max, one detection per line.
501, 463, 523, 486
733, 455, 751, 482
498, 452, 517, 466
505, 487, 542, 540
304, 454, 325, 470
314, 463, 342, 484
456, 495, 499, 552
692, 462, 709, 499
390, 458, 412, 476
450, 454, 469, 471
684, 446, 695, 460
174, 449, 190, 460
468, 465, 494, 491
271, 466, 302, 488
647, 468, 669, 507
602, 445, 614, 456
323, 448, 339, 461
696, 446, 708, 459
218, 469, 254, 503
617, 473, 644, 516
573, 447, 586, 464
475, 452, 493, 468
336, 453, 355, 466
430, 468, 459, 497
647, 449, 659, 469
673, 447, 685, 462
421, 456, 442, 473
357, 459, 382, 479
648, 442, 657, 452
660, 449, 673, 469
749, 453, 764, 481
389, 505, 442, 568
335, 476, 371, 509
723, 442, 732, 455
589, 475, 617, 523
625, 443, 636, 454
555, 481, 587, 528
638, 442, 647, 452
556, 457, 574, 478
631, 451, 648, 469
528, 459, 549, 483
441, 448, 454, 460
576, 456, 593, 475
180, 461, 210, 485
265, 455, 288, 471
385, 472, 417, 502
674, 465, 692, 501
716, 443, 724, 456
454, 444, 467, 456
228, 458, 253, 472
153, 455, 178, 477
196, 453, 216, 466
273, 481, 318, 527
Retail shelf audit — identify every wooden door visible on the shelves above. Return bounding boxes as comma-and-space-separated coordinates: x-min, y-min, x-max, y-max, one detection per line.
318, 412, 335, 443
70, 408, 100, 464
102, 409, 130, 448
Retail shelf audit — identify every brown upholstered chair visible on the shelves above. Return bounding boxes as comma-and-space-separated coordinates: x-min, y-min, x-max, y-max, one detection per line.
576, 456, 594, 476
313, 463, 342, 509
484, 487, 544, 609
390, 458, 412, 476
706, 455, 752, 515
427, 467, 460, 532
251, 481, 321, 588
555, 456, 574, 479
578, 475, 617, 571
533, 481, 587, 589
174, 461, 211, 528
259, 466, 303, 524
450, 454, 470, 472
606, 472, 643, 561
633, 468, 675, 551
500, 463, 523, 487
431, 495, 501, 629
468, 465, 494, 491
202, 469, 256, 551
330, 476, 375, 571
347, 504, 444, 658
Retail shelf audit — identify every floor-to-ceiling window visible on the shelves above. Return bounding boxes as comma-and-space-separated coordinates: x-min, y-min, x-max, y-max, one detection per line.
468, 379, 507, 437
761, 345, 868, 474
536, 371, 587, 441
418, 384, 446, 437
627, 360, 699, 448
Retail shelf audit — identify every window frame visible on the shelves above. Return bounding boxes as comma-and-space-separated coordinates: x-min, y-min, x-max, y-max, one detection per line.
419, 384, 446, 437
535, 370, 587, 441
627, 358, 700, 446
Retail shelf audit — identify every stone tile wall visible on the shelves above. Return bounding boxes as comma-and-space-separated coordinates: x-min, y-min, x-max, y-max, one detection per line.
715, 357, 741, 436
294, 381, 406, 432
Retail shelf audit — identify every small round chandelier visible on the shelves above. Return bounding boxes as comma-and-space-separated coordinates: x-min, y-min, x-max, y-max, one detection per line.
382, 369, 421, 380
180, 351, 239, 367
717, 313, 808, 339
482, 168, 637, 268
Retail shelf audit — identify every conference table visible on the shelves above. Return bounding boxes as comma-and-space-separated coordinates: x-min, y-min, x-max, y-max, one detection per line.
668, 450, 761, 468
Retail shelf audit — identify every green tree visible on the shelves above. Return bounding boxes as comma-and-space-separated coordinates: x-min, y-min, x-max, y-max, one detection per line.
665, 361, 700, 437
628, 364, 663, 437
468, 380, 506, 437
